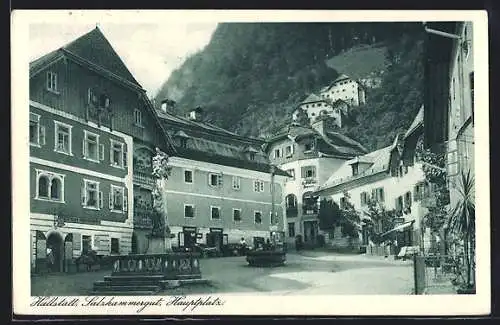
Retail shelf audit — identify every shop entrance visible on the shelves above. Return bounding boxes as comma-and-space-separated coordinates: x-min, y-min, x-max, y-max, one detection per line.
179, 226, 197, 249
46, 231, 64, 273
206, 228, 224, 251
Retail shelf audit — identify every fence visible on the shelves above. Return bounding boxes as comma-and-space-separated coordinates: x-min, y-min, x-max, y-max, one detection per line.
413, 254, 468, 294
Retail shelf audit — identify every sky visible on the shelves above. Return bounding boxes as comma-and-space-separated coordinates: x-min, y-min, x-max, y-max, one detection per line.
29, 22, 218, 96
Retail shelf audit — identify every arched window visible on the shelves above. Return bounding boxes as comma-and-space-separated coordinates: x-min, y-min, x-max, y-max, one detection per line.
285, 194, 297, 208
36, 170, 65, 202
38, 175, 49, 198
50, 178, 61, 200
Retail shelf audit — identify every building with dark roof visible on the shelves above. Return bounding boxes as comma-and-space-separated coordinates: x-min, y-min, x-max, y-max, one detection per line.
29, 27, 178, 272
315, 109, 430, 254
154, 105, 290, 250
264, 119, 367, 248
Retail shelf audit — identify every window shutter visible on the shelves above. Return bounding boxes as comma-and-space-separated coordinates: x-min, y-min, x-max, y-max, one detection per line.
82, 138, 86, 157
312, 166, 316, 178
81, 183, 86, 206
301, 167, 306, 178
109, 191, 113, 210
39, 126, 46, 145
105, 97, 110, 109
110, 145, 114, 165
87, 88, 93, 105
123, 190, 128, 212
371, 189, 376, 200
99, 144, 105, 161
218, 174, 223, 186
98, 191, 103, 209
73, 233, 82, 251
291, 144, 295, 154
123, 148, 128, 168
380, 188, 385, 202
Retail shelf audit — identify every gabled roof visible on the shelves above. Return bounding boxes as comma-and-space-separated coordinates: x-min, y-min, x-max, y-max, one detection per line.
404, 105, 424, 139
265, 123, 367, 158
156, 110, 288, 177
317, 143, 396, 193
30, 27, 141, 88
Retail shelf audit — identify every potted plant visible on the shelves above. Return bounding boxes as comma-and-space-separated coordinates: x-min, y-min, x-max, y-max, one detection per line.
446, 170, 475, 294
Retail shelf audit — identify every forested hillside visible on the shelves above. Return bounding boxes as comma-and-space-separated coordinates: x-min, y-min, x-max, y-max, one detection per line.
155, 22, 425, 151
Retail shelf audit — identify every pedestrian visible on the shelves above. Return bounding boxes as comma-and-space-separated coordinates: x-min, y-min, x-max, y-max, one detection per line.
384, 240, 391, 258
239, 237, 247, 255
264, 238, 271, 251
46, 246, 55, 271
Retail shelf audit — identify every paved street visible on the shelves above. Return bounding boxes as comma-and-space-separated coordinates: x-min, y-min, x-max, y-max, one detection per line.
31, 252, 414, 296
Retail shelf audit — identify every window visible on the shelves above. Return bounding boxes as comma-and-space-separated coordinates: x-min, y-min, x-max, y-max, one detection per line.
232, 176, 241, 190
209, 173, 223, 187
253, 180, 265, 192
184, 205, 195, 218
285, 145, 294, 157
286, 169, 295, 181
211, 206, 221, 220
83, 131, 100, 162
46, 71, 58, 93
413, 182, 426, 201
304, 141, 315, 152
184, 170, 193, 183
372, 187, 385, 202
36, 170, 65, 202
110, 185, 127, 212
111, 238, 120, 254
29, 113, 44, 146
339, 197, 347, 209
179, 138, 188, 148
274, 148, 282, 158
233, 209, 242, 222
54, 121, 72, 155
82, 179, 102, 210
254, 211, 262, 224
404, 191, 412, 209
110, 140, 127, 168
286, 194, 298, 208
360, 192, 369, 206
288, 222, 295, 237
134, 109, 143, 126
249, 153, 255, 161
301, 166, 316, 179
82, 235, 92, 254
351, 163, 359, 176
395, 196, 404, 212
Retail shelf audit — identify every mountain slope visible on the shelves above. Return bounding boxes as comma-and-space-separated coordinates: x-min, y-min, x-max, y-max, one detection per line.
155, 22, 424, 151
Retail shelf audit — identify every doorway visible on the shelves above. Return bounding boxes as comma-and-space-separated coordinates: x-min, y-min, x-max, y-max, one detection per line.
303, 220, 318, 246
180, 227, 197, 249
46, 231, 64, 273
207, 228, 224, 251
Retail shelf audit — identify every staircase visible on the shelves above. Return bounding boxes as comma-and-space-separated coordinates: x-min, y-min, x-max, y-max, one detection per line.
93, 275, 164, 295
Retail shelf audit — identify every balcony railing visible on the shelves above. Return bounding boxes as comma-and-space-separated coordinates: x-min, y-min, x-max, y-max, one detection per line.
302, 177, 317, 187
133, 169, 155, 188
286, 206, 298, 218
302, 206, 318, 215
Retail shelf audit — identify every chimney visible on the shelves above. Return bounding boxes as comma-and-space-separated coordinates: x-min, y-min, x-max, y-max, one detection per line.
160, 99, 176, 113
188, 106, 203, 121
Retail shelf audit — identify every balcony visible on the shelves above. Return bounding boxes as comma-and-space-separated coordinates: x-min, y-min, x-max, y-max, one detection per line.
302, 205, 318, 215
133, 169, 155, 189
286, 206, 298, 218
302, 177, 317, 188
133, 206, 154, 229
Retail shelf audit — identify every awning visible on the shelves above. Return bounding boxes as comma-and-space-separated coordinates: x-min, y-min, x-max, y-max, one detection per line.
381, 220, 415, 237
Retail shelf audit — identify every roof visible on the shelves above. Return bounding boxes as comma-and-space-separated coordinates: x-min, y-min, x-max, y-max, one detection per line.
157, 111, 289, 177
333, 74, 350, 83
29, 27, 177, 154
317, 133, 400, 193
266, 123, 367, 158
32, 27, 142, 88
404, 105, 424, 139
301, 93, 324, 104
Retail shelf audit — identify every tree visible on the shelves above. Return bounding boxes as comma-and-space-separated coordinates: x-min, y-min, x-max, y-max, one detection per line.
365, 199, 397, 244
318, 199, 342, 231
446, 169, 475, 291
339, 192, 361, 243
295, 106, 310, 126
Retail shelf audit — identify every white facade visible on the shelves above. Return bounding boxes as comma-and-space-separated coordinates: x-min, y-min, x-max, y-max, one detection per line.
319, 75, 366, 107
294, 100, 344, 128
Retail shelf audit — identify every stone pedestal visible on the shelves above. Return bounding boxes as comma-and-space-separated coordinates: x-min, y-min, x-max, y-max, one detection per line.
146, 236, 166, 254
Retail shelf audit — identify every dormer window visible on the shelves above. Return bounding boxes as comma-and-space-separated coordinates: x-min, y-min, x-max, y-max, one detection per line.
174, 130, 190, 149
249, 153, 255, 161
351, 163, 359, 176
304, 141, 315, 152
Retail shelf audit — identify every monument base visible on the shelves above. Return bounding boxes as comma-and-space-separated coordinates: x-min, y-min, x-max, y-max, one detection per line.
146, 236, 166, 254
